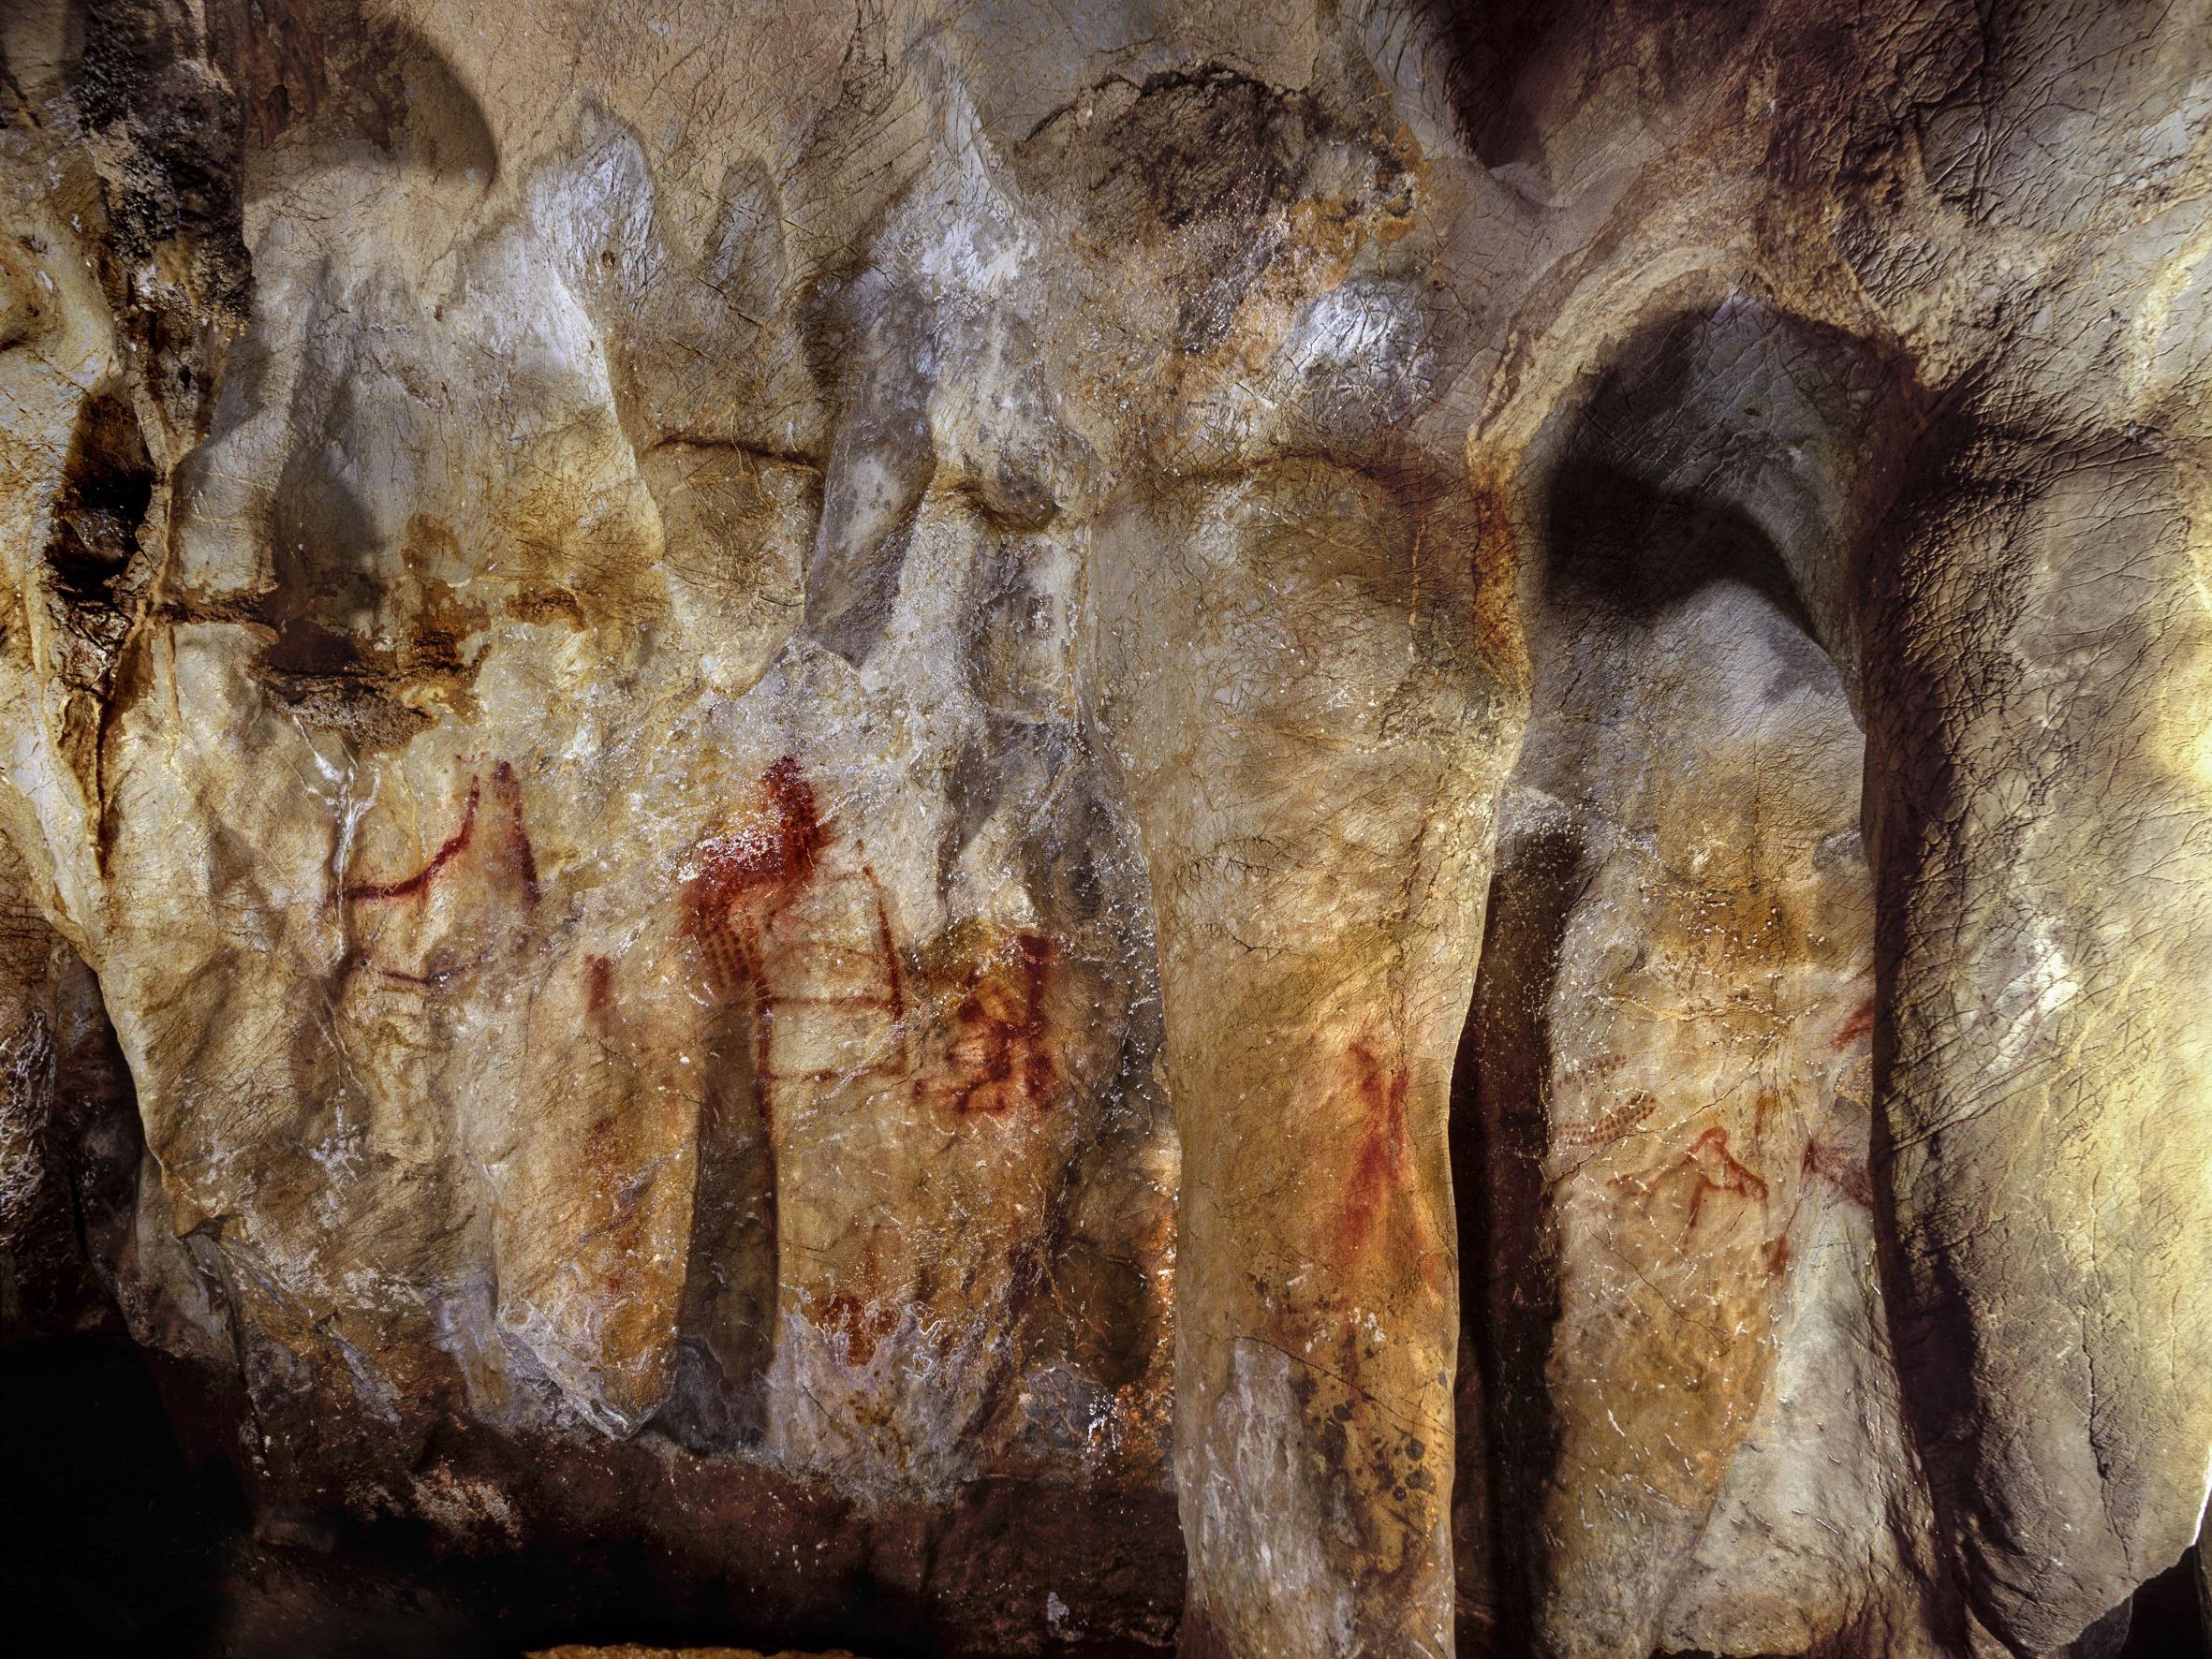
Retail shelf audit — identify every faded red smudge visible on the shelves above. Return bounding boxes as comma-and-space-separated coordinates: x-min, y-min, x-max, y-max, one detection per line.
927, 932, 1057, 1118
580, 1111, 649, 1305
344, 780, 479, 903
1831, 994, 1876, 1051
584, 954, 616, 1035
492, 760, 541, 902
1340, 1041, 1417, 1260
810, 1292, 900, 1365
1802, 1136, 1873, 1208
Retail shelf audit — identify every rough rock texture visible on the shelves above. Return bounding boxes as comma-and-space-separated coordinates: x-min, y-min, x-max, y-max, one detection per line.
1, 2, 2209, 1657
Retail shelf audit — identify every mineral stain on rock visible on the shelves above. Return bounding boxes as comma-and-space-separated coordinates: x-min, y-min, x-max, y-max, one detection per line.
1338, 1040, 1441, 1293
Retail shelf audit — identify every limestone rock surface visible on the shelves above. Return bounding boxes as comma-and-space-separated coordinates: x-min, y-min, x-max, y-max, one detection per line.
2, 3, 2210, 1658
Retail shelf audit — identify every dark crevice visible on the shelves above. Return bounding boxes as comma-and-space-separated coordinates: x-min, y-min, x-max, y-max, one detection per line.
44, 389, 155, 622
1453, 822, 1587, 1657
650, 986, 775, 1456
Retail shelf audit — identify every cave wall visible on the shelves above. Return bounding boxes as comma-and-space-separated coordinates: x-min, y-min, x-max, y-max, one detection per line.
1, 2, 2208, 1656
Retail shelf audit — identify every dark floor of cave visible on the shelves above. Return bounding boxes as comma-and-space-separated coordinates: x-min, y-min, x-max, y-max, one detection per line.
5, 1333, 2205, 1659
0, 1334, 1170, 1659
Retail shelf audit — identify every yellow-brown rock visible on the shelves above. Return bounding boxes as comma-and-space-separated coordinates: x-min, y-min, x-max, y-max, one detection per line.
3, 3, 2210, 1658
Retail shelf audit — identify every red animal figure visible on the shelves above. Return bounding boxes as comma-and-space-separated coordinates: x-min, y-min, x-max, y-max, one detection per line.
684, 756, 906, 1094
1614, 1124, 1770, 1241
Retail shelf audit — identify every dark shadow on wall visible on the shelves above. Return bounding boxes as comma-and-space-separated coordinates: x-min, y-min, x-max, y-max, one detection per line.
1395, 0, 1762, 175
1542, 460, 1815, 630
1448, 299, 2211, 1659
2117, 1552, 2211, 1659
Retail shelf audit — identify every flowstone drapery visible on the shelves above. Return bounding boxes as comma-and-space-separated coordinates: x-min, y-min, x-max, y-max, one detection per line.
3, 3, 2209, 1655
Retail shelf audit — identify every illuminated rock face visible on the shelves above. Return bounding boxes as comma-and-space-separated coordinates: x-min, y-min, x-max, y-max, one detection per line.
0, 3, 2207, 1657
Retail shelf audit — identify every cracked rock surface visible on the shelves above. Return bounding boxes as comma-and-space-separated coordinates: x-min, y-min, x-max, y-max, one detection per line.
1, 2, 2208, 1656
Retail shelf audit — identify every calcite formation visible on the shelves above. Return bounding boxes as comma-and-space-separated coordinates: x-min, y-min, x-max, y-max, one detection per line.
1, 1, 2208, 1656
